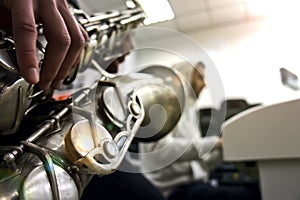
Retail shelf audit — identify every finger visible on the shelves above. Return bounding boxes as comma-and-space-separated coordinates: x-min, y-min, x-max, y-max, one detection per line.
55, 52, 82, 86
51, 0, 86, 88
11, 0, 39, 84
38, 0, 71, 90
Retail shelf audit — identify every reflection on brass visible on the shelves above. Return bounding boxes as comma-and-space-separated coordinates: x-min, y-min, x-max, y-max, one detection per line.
134, 84, 182, 142
64, 119, 110, 164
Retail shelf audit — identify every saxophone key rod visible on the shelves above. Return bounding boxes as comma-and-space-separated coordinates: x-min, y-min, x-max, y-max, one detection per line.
26, 106, 70, 143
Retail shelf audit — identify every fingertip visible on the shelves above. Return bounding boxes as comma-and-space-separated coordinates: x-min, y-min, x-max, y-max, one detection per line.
22, 67, 40, 84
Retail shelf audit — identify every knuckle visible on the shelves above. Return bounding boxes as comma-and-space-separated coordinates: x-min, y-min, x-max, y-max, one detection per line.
19, 48, 37, 58
72, 34, 86, 50
54, 32, 71, 49
16, 21, 37, 35
46, 0, 57, 8
55, 0, 68, 8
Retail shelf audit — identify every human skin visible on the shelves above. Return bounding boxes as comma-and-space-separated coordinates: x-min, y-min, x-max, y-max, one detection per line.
0, 0, 88, 90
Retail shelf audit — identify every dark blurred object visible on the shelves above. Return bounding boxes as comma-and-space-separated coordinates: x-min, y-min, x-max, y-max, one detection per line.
221, 98, 261, 120
68, 0, 80, 9
199, 99, 260, 137
199, 108, 221, 138
199, 98, 261, 186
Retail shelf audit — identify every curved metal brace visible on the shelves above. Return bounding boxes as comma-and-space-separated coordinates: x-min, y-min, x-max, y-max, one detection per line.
21, 141, 60, 200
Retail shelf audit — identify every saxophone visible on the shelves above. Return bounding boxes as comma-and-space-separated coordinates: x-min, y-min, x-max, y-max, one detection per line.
0, 1, 185, 199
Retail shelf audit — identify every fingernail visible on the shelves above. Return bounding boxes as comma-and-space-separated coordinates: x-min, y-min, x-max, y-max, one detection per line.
51, 79, 64, 89
38, 81, 52, 90
26, 68, 40, 84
